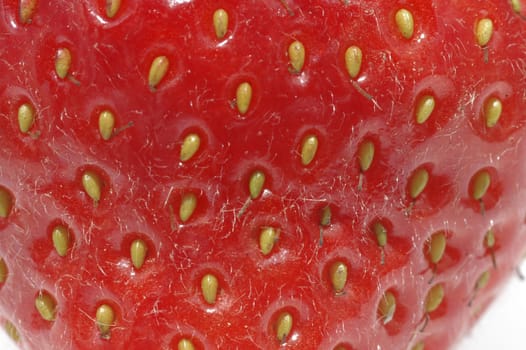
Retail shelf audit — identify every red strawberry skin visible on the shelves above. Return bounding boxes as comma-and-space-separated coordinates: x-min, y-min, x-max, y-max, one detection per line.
1, 0, 526, 349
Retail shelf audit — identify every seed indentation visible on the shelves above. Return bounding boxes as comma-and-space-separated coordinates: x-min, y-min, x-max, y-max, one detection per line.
259, 227, 279, 255
96, 304, 115, 339
18, 103, 35, 133
415, 95, 435, 124
344, 46, 363, 79
213, 9, 229, 39
180, 133, 201, 162
301, 134, 318, 166
236, 82, 253, 115
395, 9, 414, 39
201, 273, 219, 304
35, 291, 56, 321
130, 239, 148, 269
179, 193, 197, 223
148, 56, 169, 90
52, 225, 71, 257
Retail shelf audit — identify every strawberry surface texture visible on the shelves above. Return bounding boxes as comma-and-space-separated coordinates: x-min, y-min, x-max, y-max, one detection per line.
1, 0, 526, 349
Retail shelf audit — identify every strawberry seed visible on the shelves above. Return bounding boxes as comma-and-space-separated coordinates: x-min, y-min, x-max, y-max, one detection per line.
130, 239, 148, 269
180, 133, 201, 162
288, 40, 306, 74
34, 291, 57, 322
148, 56, 170, 90
98, 110, 116, 141
395, 9, 414, 39
201, 273, 219, 304
344, 45, 363, 79
52, 225, 71, 257
213, 9, 229, 39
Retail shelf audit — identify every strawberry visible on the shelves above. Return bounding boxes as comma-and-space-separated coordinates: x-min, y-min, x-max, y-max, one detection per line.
1, 0, 526, 349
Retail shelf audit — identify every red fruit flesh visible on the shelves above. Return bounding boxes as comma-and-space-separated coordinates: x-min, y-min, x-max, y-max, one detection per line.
1, 1, 526, 349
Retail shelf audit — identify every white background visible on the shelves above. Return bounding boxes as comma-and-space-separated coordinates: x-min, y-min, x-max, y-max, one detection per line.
0, 265, 525, 349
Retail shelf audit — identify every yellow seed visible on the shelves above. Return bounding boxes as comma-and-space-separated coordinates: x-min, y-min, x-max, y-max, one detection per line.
180, 133, 201, 162
485, 229, 495, 248
288, 40, 306, 73
236, 82, 253, 115
178, 338, 195, 350
320, 206, 331, 227
329, 261, 348, 294
344, 45, 363, 79
511, 0, 521, 13
19, 0, 37, 24
358, 140, 374, 172
179, 193, 197, 223
96, 304, 115, 338
35, 291, 56, 321
249, 170, 265, 199
130, 239, 148, 269
412, 341, 425, 350
395, 9, 415, 39
0, 258, 7, 283
428, 231, 446, 265
373, 222, 387, 247
82, 170, 103, 203
409, 168, 429, 199
275, 312, 293, 342
378, 291, 397, 325
475, 270, 491, 291
4, 321, 19, 342
106, 0, 122, 18
52, 225, 71, 257
18, 103, 35, 133
471, 170, 491, 201
425, 284, 444, 313
301, 134, 318, 166
201, 273, 219, 304
55, 48, 72, 79
148, 56, 170, 90
259, 227, 279, 255
98, 110, 115, 141
415, 95, 435, 124
0, 187, 13, 219
476, 18, 494, 46
213, 9, 229, 39
484, 97, 502, 128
